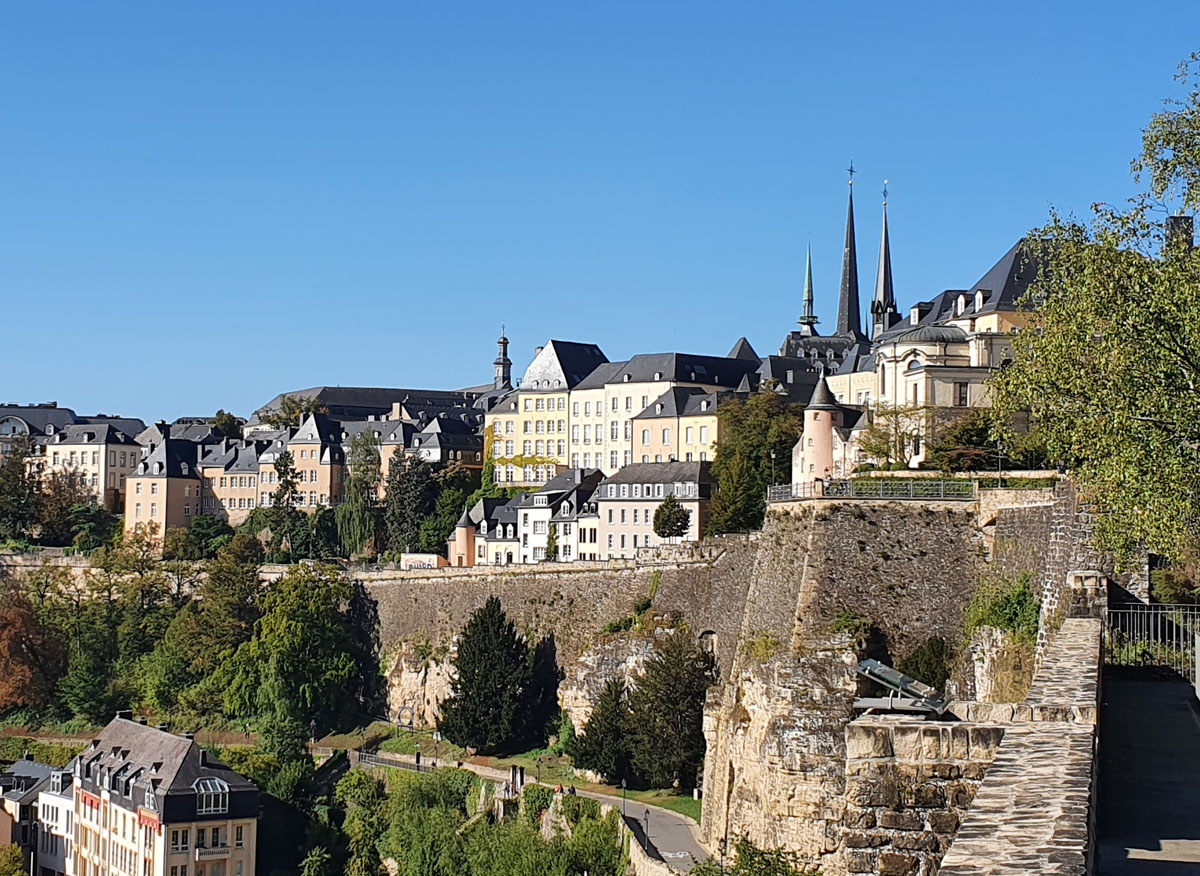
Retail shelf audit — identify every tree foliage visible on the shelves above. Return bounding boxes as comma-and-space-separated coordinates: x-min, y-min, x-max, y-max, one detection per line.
261, 395, 329, 429
337, 431, 383, 558
628, 630, 718, 790
213, 409, 244, 439
708, 393, 802, 534
384, 452, 438, 554
572, 678, 632, 784
993, 55, 1200, 561
653, 493, 691, 540
0, 579, 64, 712
0, 435, 40, 542
856, 403, 930, 469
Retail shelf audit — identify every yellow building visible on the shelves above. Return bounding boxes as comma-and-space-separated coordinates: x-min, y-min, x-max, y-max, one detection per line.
486, 340, 609, 488
630, 388, 730, 465
71, 713, 258, 876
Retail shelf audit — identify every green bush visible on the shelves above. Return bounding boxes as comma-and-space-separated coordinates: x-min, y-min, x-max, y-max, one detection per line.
0, 736, 83, 768
829, 611, 874, 640
561, 794, 601, 826
601, 616, 634, 634
896, 636, 952, 691
522, 783, 554, 825
965, 574, 1041, 644
1151, 568, 1200, 604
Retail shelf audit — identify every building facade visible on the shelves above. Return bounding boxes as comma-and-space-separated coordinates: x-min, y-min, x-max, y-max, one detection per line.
595, 461, 715, 559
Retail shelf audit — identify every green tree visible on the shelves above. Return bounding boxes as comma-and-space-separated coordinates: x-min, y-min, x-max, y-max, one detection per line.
268, 451, 302, 561
0, 435, 40, 542
38, 472, 96, 546
68, 503, 120, 551
708, 393, 802, 534
189, 514, 236, 558
337, 430, 383, 558
992, 55, 1200, 561
213, 409, 243, 439
573, 678, 632, 784
383, 452, 438, 554
856, 403, 929, 469
337, 771, 387, 876
299, 847, 334, 876
628, 630, 718, 790
261, 395, 329, 429
418, 486, 467, 556
438, 596, 533, 755
653, 493, 692, 541
0, 844, 25, 876
691, 836, 818, 876
224, 564, 379, 747
544, 523, 559, 561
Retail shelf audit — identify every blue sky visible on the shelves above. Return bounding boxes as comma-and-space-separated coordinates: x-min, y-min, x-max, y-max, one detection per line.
4, 2, 1198, 420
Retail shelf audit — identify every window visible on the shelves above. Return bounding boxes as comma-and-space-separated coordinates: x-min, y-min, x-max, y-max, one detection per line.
523, 421, 531, 434
633, 509, 639, 523
607, 509, 614, 523
524, 399, 532, 411
686, 427, 694, 444
583, 425, 591, 443
572, 426, 580, 443
197, 827, 207, 848
536, 398, 545, 412
700, 426, 708, 443
150, 503, 158, 518
150, 482, 158, 495
607, 534, 614, 548
662, 428, 670, 443
194, 778, 229, 815
573, 402, 580, 415
611, 422, 619, 440
954, 382, 969, 407
135, 503, 142, 518
523, 441, 532, 455
584, 402, 591, 415
172, 829, 190, 852
641, 429, 650, 445
536, 420, 545, 434
533, 520, 547, 535
620, 509, 627, 523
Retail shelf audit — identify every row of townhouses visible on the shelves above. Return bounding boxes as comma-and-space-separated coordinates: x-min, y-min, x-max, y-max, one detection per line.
1, 715, 259, 876
3, 186, 1033, 555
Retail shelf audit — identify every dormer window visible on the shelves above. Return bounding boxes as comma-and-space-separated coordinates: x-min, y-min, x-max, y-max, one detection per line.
623, 374, 631, 382
974, 290, 986, 311
153, 462, 163, 475
653, 372, 662, 381
46, 424, 55, 435
181, 463, 188, 475
194, 777, 230, 814
655, 404, 663, 414
955, 294, 967, 316
700, 400, 709, 411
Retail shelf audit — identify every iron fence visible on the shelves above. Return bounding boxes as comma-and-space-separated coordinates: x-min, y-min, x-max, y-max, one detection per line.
767, 479, 976, 503
357, 751, 434, 774
1104, 603, 1200, 683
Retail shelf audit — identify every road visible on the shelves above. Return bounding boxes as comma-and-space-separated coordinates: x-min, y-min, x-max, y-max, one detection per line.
355, 749, 707, 870
1097, 670, 1200, 874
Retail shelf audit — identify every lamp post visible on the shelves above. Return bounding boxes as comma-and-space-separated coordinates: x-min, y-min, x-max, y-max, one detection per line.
770, 449, 777, 485
620, 779, 627, 819
433, 731, 441, 769
643, 808, 649, 849
415, 742, 421, 770
536, 756, 543, 785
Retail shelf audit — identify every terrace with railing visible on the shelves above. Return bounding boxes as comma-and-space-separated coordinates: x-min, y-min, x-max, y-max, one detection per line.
767, 478, 977, 503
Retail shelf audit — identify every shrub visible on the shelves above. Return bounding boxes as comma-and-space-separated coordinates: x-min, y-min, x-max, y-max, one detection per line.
896, 636, 952, 691
0, 736, 82, 768
740, 634, 782, 662
830, 611, 874, 641
601, 616, 634, 634
965, 574, 1040, 644
522, 783, 554, 825
561, 794, 601, 826
1151, 567, 1200, 604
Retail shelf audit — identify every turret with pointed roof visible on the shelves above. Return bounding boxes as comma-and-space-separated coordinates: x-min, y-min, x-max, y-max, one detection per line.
837, 183, 866, 342
870, 198, 899, 339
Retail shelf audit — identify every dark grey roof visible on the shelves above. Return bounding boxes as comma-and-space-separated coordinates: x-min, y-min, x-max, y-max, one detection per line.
572, 361, 629, 391
727, 337, 760, 361
80, 416, 147, 439
893, 324, 968, 345
0, 757, 52, 805
836, 186, 867, 342
518, 340, 610, 391
807, 376, 839, 410
634, 388, 738, 420
137, 421, 226, 447
601, 460, 715, 486
577, 353, 760, 390
460, 496, 520, 533
41, 424, 139, 447
252, 386, 481, 422
0, 405, 144, 441
73, 716, 257, 822
135, 439, 201, 480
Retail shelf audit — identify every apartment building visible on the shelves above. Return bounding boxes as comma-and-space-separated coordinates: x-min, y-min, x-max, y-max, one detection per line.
197, 441, 269, 526
447, 497, 520, 567
511, 469, 603, 564
1, 756, 51, 865
284, 414, 347, 510
36, 769, 73, 876
568, 354, 760, 477
0, 403, 144, 462
596, 461, 715, 559
486, 341, 609, 488
34, 424, 142, 511
124, 440, 203, 536
631, 388, 734, 465
71, 713, 258, 876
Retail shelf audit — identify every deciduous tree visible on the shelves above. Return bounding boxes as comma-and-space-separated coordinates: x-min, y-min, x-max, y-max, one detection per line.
652, 493, 691, 541
708, 393, 802, 534
0, 580, 64, 711
0, 435, 40, 542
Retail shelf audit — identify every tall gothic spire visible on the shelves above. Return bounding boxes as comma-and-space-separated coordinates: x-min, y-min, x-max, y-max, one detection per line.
871, 186, 897, 339
797, 245, 818, 329
837, 169, 866, 341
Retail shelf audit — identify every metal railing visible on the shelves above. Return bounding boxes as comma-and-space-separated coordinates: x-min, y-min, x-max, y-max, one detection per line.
767, 479, 977, 503
1105, 603, 1200, 683
357, 751, 435, 774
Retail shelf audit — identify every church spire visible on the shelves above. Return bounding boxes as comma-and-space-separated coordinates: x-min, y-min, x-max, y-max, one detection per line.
871, 183, 897, 339
837, 166, 866, 341
797, 245, 818, 329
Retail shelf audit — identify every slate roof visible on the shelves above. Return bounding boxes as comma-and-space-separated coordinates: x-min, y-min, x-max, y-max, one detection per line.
601, 460, 716, 486
252, 386, 481, 422
134, 439, 201, 480
41, 424, 140, 447
73, 715, 257, 823
519, 340, 610, 391
136, 421, 226, 447
634, 388, 737, 420
1, 757, 53, 805
575, 353, 759, 390
727, 337, 760, 361
0, 405, 145, 441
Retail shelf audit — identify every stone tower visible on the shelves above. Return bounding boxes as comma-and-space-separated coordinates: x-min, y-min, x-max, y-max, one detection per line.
494, 331, 512, 391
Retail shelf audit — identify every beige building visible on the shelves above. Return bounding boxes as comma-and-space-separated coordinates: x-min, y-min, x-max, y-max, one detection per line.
197, 441, 269, 526
71, 713, 258, 876
285, 414, 347, 510
124, 440, 202, 536
631, 388, 731, 465
596, 461, 715, 559
33, 424, 141, 511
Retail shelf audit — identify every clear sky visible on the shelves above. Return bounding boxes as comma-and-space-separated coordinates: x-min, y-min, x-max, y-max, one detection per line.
4, 2, 1198, 420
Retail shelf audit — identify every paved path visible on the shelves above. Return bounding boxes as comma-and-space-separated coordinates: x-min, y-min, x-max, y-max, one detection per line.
1097, 672, 1200, 874
355, 749, 707, 870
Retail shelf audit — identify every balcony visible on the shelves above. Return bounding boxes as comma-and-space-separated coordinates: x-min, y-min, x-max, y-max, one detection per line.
196, 846, 231, 861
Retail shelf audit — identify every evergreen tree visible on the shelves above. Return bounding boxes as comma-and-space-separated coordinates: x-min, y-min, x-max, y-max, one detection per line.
544, 523, 558, 561
707, 392, 802, 535
0, 435, 39, 542
628, 630, 718, 790
652, 493, 691, 541
438, 597, 532, 755
37, 472, 94, 546
573, 678, 632, 784
419, 486, 467, 555
383, 452, 437, 554
268, 451, 301, 561
337, 430, 382, 558
188, 514, 235, 557
261, 395, 329, 429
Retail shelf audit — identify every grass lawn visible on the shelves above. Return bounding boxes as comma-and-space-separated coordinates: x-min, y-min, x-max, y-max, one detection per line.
630, 789, 702, 823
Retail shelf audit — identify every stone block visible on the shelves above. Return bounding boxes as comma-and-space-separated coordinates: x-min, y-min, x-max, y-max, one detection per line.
843, 849, 878, 873
920, 727, 944, 760
878, 852, 920, 876
950, 726, 969, 760
891, 832, 939, 851
908, 783, 946, 808
843, 831, 889, 848
878, 809, 923, 831
892, 725, 922, 761
968, 726, 1004, 758
1011, 704, 1034, 722
927, 810, 959, 833
846, 724, 894, 759
962, 762, 989, 780
1032, 703, 1072, 722
844, 807, 876, 829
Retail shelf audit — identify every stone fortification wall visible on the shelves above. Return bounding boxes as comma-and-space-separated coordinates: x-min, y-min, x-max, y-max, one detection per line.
701, 503, 986, 872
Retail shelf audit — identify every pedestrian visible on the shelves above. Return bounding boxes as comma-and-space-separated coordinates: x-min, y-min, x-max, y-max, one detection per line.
556, 783, 563, 794
569, 785, 576, 796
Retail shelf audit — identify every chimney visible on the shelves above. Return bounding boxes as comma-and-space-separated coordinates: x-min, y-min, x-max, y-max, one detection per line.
138, 717, 148, 725
199, 750, 207, 766
183, 732, 195, 741
116, 709, 134, 721
1166, 214, 1195, 254
534, 346, 544, 357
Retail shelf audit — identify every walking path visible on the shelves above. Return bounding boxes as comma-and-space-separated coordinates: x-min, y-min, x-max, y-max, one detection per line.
354, 749, 707, 870
1097, 672, 1200, 874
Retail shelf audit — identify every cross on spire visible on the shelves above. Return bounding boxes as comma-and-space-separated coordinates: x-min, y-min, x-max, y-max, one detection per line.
846, 159, 856, 185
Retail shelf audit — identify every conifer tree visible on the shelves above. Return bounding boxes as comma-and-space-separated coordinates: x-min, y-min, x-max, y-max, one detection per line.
652, 493, 691, 541
573, 678, 632, 784
628, 630, 718, 790
268, 451, 301, 561
337, 431, 382, 557
438, 596, 532, 754
0, 435, 39, 542
544, 523, 559, 561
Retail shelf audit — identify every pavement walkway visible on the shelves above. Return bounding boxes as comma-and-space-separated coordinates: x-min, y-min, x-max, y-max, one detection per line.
1097, 671, 1200, 875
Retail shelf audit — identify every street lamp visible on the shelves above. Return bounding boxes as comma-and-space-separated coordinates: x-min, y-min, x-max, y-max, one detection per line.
770, 449, 777, 485
536, 756, 543, 784
620, 778, 627, 819
415, 742, 421, 770
643, 808, 649, 850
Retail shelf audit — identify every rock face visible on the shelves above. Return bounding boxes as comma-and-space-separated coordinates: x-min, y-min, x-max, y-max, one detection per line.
385, 647, 454, 727
559, 634, 659, 729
